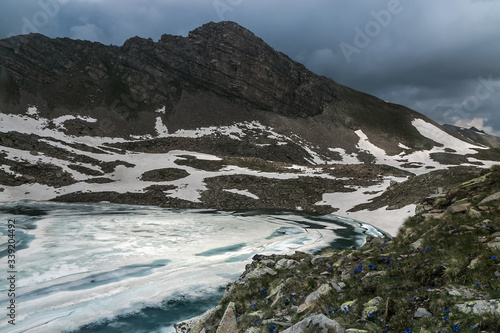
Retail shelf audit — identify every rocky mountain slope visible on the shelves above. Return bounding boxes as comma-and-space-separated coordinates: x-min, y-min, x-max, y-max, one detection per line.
177, 166, 500, 332
1, 21, 500, 235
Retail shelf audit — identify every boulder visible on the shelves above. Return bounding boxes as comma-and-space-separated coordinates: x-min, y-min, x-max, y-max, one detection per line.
479, 191, 500, 205
468, 209, 482, 218
297, 284, 331, 313
456, 299, 500, 315
447, 203, 471, 214
281, 314, 345, 333
340, 300, 358, 313
275, 259, 299, 270
411, 238, 424, 250
239, 263, 277, 283
414, 307, 433, 318
175, 305, 221, 333
330, 282, 343, 293
216, 302, 238, 333
487, 241, 500, 251
362, 297, 383, 319
447, 289, 463, 297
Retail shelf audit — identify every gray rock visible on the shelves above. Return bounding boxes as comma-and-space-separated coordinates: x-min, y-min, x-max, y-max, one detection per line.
239, 264, 277, 282
361, 297, 383, 319
448, 289, 463, 297
260, 259, 276, 267
281, 314, 345, 333
346, 330, 368, 333
297, 284, 331, 313
414, 307, 433, 318
479, 191, 500, 205
364, 297, 383, 308
175, 305, 221, 333
338, 282, 347, 289
311, 255, 331, 266
468, 208, 482, 218
415, 204, 426, 215
331, 282, 343, 293
244, 328, 260, 333
262, 318, 292, 327
487, 241, 500, 251
447, 203, 471, 214
275, 258, 299, 270
411, 238, 424, 250
340, 300, 358, 312
456, 299, 500, 315
216, 302, 238, 333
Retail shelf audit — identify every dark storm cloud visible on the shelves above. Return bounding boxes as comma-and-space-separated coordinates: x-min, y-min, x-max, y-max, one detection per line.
1, 0, 499, 135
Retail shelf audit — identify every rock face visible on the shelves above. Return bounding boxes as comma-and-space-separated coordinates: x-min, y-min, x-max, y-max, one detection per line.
174, 305, 221, 333
0, 20, 447, 154
0, 22, 336, 132
216, 302, 238, 333
297, 284, 332, 313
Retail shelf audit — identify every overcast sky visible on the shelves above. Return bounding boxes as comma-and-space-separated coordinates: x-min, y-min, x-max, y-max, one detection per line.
1, 0, 499, 135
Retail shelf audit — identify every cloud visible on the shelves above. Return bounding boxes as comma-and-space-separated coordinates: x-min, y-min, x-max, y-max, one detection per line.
0, 0, 499, 135
70, 23, 101, 42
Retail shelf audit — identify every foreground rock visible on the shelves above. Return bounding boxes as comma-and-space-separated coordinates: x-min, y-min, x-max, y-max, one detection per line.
456, 299, 500, 315
281, 314, 345, 333
175, 305, 221, 333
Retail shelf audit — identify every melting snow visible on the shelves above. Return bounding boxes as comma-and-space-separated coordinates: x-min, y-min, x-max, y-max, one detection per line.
155, 117, 169, 137
315, 176, 413, 236
223, 189, 260, 199
398, 143, 411, 150
411, 118, 485, 154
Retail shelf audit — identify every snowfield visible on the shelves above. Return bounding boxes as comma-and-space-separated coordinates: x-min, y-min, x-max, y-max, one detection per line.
1, 106, 499, 235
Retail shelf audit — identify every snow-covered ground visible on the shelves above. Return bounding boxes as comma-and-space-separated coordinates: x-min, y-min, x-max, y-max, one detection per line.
1, 106, 498, 235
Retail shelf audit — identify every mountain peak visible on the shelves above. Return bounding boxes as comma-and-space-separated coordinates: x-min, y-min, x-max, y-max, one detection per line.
189, 21, 253, 37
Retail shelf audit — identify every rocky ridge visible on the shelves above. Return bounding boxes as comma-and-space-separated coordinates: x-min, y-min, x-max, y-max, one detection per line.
175, 166, 500, 332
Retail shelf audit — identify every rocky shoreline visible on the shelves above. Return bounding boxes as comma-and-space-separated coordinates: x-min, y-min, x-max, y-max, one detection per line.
174, 166, 500, 333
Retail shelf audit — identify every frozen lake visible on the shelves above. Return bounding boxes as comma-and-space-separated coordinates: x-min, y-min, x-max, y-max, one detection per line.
0, 201, 385, 333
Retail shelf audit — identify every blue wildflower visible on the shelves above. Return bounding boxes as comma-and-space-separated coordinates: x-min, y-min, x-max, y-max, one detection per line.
453, 324, 460, 331
492, 256, 497, 260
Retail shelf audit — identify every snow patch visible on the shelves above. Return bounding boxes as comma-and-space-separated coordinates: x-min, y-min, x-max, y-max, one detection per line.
155, 106, 166, 114
328, 148, 361, 164
223, 189, 259, 200
355, 130, 390, 163
398, 143, 411, 150
155, 117, 169, 137
412, 118, 485, 154
315, 176, 411, 236
26, 106, 39, 117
